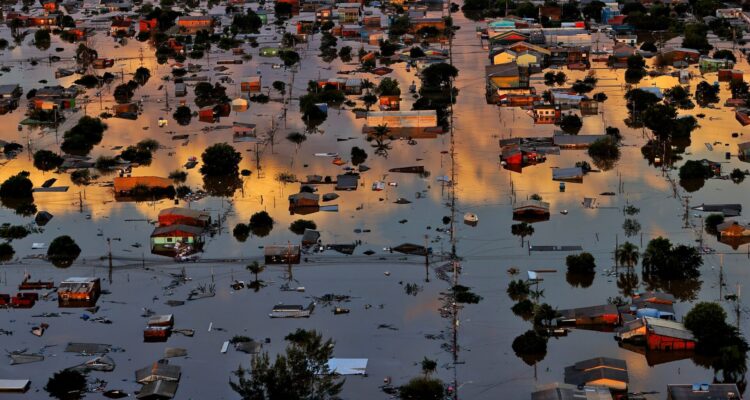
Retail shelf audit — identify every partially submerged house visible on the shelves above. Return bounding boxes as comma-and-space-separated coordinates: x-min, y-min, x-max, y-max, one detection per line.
336, 174, 359, 191
513, 200, 551, 219
289, 192, 320, 214
564, 357, 629, 391
150, 225, 204, 254
264, 245, 301, 264
58, 277, 101, 307
137, 380, 179, 400
617, 317, 696, 351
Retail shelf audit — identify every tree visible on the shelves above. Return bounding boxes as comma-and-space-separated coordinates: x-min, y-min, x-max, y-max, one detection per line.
730, 168, 746, 183
232, 9, 262, 33
0, 172, 33, 199
640, 41, 657, 52
173, 105, 192, 125
682, 23, 711, 51
61, 116, 107, 155
47, 235, 81, 267
389, 14, 410, 36
230, 329, 343, 400
246, 261, 265, 283
0, 242, 14, 261
420, 63, 458, 90
713, 49, 737, 63
616, 242, 639, 268
45, 369, 87, 400
730, 79, 748, 99
507, 279, 530, 301
704, 213, 725, 235
533, 303, 559, 327
566, 252, 596, 274
274, 1, 293, 18
679, 160, 713, 180
512, 330, 547, 365
420, 357, 437, 376
554, 72, 567, 85
376, 78, 401, 96
34, 28, 51, 50
641, 237, 702, 279
559, 114, 582, 134
351, 146, 368, 166
134, 67, 151, 86
249, 211, 274, 237
33, 150, 63, 171
511, 222, 534, 246
588, 137, 620, 169
0, 225, 30, 240
200, 143, 242, 176
272, 81, 286, 95
362, 93, 377, 111
399, 377, 444, 400
279, 50, 300, 67
695, 81, 720, 105
685, 302, 731, 349
233, 223, 250, 242
290, 219, 316, 235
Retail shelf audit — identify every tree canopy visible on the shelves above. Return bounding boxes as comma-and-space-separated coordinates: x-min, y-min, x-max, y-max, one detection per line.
200, 143, 242, 176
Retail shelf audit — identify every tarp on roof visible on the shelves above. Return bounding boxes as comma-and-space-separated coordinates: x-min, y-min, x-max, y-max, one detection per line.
327, 358, 368, 375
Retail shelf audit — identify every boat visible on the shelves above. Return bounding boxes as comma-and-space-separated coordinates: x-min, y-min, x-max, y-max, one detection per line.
31, 323, 48, 337
392, 243, 430, 256
269, 302, 315, 318
332, 157, 346, 166
372, 181, 385, 191
103, 390, 129, 399
314, 152, 339, 157
158, 117, 168, 127
463, 212, 478, 225
184, 157, 198, 169
322, 193, 339, 202
334, 307, 350, 315
389, 166, 425, 173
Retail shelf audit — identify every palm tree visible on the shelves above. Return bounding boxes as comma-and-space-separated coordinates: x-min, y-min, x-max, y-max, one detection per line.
511, 222, 534, 247
246, 261, 265, 284
615, 242, 639, 268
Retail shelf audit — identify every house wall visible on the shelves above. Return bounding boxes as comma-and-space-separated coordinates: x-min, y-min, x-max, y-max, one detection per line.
516, 53, 538, 67
646, 333, 696, 351
492, 52, 516, 65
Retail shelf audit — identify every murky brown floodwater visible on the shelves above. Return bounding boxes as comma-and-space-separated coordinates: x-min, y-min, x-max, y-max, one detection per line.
1, 2, 750, 399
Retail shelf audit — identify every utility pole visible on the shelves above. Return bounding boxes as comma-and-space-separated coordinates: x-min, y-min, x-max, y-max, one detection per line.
682, 196, 691, 228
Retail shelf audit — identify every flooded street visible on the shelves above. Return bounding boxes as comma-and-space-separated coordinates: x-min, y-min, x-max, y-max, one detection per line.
1, 1, 750, 398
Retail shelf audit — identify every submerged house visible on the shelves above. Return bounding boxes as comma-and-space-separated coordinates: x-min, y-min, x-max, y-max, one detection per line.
264, 245, 301, 264
135, 360, 181, 384
564, 357, 629, 391
158, 207, 211, 227
113, 176, 174, 199
513, 200, 550, 219
58, 277, 101, 307
531, 383, 612, 400
289, 192, 320, 214
558, 304, 619, 326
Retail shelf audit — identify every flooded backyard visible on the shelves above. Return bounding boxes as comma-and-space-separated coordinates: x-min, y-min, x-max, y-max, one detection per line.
1, 1, 750, 399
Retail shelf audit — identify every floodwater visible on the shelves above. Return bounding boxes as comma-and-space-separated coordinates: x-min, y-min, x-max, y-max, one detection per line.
1, 3, 750, 399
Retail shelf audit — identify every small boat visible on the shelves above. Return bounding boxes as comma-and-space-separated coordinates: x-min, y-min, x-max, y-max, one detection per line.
314, 152, 339, 157
332, 157, 346, 166
158, 117, 168, 127
463, 212, 478, 225
184, 157, 198, 169
372, 181, 385, 191
322, 193, 339, 202
560, 210, 568, 215
103, 390, 129, 399
31, 323, 48, 337
559, 182, 566, 192
334, 307, 350, 315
